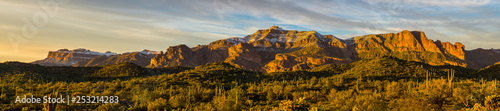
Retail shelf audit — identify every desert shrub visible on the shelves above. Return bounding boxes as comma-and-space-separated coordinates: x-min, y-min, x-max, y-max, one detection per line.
485, 95, 500, 110
97, 103, 122, 111
168, 94, 188, 109
278, 97, 309, 111
148, 98, 169, 111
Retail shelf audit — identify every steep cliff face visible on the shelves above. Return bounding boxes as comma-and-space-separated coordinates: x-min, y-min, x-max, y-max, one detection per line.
435, 41, 465, 59
351, 30, 466, 67
224, 43, 264, 71
264, 46, 350, 72
149, 43, 231, 68
149, 45, 194, 67
31, 49, 117, 66
243, 26, 347, 51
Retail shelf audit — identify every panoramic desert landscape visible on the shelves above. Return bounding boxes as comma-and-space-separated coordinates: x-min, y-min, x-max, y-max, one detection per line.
1, 0, 500, 110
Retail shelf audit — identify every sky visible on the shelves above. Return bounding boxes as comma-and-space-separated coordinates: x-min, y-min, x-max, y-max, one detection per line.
1, 0, 499, 62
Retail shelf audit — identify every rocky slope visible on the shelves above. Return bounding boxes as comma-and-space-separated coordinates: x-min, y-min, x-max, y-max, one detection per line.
149, 26, 469, 72
348, 30, 466, 67
31, 49, 117, 66
72, 50, 158, 67
464, 48, 500, 69
149, 26, 353, 72
477, 61, 500, 79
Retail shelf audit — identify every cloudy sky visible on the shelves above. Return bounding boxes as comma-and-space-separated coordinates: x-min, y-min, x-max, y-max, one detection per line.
1, 0, 499, 62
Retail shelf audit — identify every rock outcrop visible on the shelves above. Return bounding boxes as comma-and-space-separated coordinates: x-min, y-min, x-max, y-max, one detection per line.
350, 30, 466, 67
72, 50, 157, 67
149, 43, 230, 68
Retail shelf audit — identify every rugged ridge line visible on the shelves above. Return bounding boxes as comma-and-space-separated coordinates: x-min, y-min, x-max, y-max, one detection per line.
32, 26, 499, 72
149, 26, 470, 72
31, 49, 117, 66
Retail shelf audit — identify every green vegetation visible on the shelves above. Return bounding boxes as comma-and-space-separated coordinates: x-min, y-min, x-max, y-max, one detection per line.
1, 57, 500, 110
287, 46, 334, 58
478, 62, 500, 80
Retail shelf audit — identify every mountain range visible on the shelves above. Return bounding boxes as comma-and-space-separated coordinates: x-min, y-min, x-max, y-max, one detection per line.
31, 26, 500, 72
32, 49, 158, 67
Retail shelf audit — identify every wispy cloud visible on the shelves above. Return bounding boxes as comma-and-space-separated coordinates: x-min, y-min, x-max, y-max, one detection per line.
365, 0, 491, 7
0, 0, 499, 62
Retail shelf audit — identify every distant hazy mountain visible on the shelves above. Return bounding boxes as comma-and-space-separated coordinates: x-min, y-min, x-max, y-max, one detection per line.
32, 26, 500, 72
465, 48, 500, 69
31, 48, 117, 66
32, 49, 157, 67
72, 50, 158, 67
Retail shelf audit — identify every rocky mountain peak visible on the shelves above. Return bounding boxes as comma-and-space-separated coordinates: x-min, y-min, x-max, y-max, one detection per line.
138, 49, 159, 55
50, 48, 118, 56
244, 26, 332, 46
57, 49, 70, 52
268, 25, 284, 31
167, 45, 192, 53
72, 48, 90, 52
